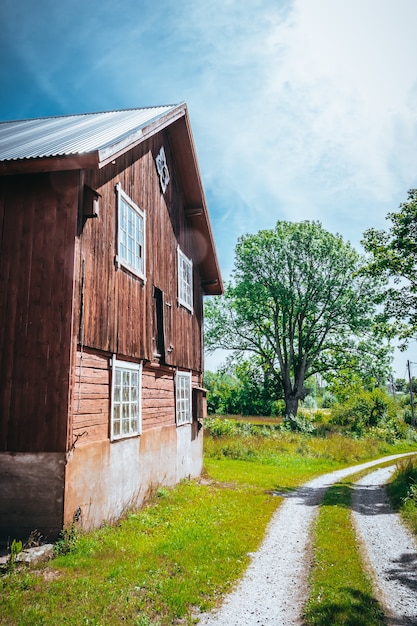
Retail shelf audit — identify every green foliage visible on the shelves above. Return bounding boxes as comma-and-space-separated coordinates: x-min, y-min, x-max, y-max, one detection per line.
321, 391, 337, 408
6, 540, 23, 571
204, 418, 413, 468
204, 357, 280, 416
330, 387, 407, 440
204, 417, 240, 437
271, 399, 286, 416
283, 410, 316, 433
203, 370, 241, 415
387, 457, 417, 535
395, 377, 408, 393
205, 220, 389, 417
362, 188, 417, 345
53, 524, 80, 556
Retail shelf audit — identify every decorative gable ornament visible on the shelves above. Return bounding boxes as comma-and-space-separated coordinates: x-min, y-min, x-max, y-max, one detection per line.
155, 146, 170, 193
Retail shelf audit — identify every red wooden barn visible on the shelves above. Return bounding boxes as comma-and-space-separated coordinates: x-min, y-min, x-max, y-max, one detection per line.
0, 103, 223, 543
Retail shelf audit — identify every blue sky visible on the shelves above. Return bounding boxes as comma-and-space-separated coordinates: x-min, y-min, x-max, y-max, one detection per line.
2, 0, 417, 376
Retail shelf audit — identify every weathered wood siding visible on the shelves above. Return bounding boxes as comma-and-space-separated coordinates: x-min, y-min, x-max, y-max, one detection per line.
71, 350, 110, 447
73, 130, 203, 372
71, 348, 195, 448
0, 172, 78, 452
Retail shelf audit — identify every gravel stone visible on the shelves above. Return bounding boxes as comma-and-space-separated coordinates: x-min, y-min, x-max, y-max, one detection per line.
352, 465, 417, 625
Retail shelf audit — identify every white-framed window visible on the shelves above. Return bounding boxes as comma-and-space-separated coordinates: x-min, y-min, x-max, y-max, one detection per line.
116, 183, 146, 281
177, 246, 193, 312
175, 371, 192, 426
111, 357, 142, 440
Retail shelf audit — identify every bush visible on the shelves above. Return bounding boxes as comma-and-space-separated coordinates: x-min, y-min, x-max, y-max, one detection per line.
330, 388, 399, 436
283, 411, 315, 434
321, 391, 337, 408
204, 418, 239, 437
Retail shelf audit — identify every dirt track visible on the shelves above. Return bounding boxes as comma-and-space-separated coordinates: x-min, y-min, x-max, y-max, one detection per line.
198, 452, 417, 625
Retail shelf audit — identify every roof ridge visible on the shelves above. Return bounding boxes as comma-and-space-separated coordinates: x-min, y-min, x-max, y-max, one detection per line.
0, 103, 182, 126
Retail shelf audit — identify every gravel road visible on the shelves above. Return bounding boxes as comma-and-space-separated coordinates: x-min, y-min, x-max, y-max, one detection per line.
353, 465, 417, 625
198, 452, 417, 626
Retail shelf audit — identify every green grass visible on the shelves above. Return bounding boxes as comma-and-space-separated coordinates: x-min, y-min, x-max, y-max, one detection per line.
303, 478, 386, 626
386, 456, 417, 535
1, 480, 279, 625
1, 429, 416, 625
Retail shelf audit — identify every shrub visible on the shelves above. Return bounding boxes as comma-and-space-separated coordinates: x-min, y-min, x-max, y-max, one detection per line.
321, 391, 337, 408
330, 388, 399, 436
303, 395, 317, 409
54, 524, 80, 556
204, 418, 239, 437
283, 411, 315, 434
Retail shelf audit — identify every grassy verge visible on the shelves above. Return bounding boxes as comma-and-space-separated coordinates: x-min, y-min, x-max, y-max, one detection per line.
1, 429, 415, 625
386, 456, 417, 535
303, 477, 386, 626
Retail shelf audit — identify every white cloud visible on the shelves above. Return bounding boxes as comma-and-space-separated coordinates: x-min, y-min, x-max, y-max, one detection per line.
173, 0, 417, 245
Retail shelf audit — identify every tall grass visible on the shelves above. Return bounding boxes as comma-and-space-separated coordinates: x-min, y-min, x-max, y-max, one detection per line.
387, 457, 417, 535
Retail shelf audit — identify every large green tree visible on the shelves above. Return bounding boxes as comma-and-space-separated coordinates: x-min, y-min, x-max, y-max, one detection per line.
205, 221, 389, 419
362, 188, 417, 346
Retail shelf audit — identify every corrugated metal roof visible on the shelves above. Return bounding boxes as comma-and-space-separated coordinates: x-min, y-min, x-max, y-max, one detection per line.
0, 105, 180, 162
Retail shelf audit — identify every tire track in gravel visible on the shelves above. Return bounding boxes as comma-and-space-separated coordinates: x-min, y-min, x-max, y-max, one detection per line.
352, 465, 417, 626
197, 452, 416, 626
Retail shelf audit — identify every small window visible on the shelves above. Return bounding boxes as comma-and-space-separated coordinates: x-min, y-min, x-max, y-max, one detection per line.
111, 357, 142, 440
155, 146, 170, 193
177, 246, 193, 312
175, 371, 192, 425
116, 183, 146, 280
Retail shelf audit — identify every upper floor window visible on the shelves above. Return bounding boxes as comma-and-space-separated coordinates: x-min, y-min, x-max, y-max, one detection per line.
177, 246, 193, 312
111, 357, 142, 440
116, 183, 146, 281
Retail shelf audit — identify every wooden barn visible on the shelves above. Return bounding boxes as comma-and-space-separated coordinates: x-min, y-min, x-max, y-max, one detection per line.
0, 103, 223, 543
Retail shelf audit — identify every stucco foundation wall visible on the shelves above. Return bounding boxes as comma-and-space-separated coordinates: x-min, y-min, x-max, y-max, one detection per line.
64, 423, 203, 531
176, 422, 203, 480
0, 452, 66, 544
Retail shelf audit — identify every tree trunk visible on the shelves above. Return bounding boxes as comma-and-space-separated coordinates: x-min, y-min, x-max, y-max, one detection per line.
285, 395, 299, 418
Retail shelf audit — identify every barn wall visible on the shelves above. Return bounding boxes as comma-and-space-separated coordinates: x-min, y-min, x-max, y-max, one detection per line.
70, 349, 185, 448
0, 172, 78, 453
64, 424, 202, 531
65, 347, 203, 530
73, 130, 203, 373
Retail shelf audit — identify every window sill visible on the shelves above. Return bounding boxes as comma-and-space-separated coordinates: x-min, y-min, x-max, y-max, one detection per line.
115, 256, 146, 283
111, 432, 141, 443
